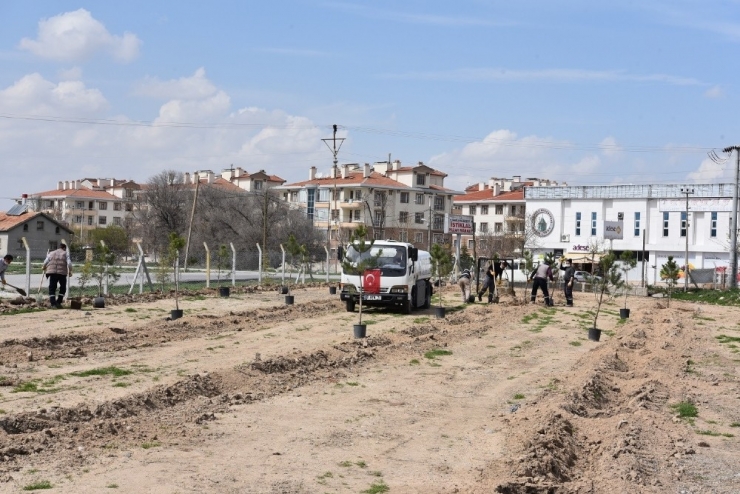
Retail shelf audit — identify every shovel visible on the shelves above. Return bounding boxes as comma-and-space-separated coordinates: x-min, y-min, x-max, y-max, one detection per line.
4, 283, 27, 297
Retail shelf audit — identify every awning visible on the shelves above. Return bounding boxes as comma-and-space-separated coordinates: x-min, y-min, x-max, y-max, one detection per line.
563, 252, 600, 263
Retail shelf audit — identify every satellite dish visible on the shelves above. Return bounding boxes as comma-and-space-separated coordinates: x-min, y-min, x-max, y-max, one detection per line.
316, 172, 323, 178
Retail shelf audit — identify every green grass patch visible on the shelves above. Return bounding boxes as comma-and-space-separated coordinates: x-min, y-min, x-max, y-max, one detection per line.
12, 382, 40, 393
717, 334, 740, 344
141, 441, 161, 449
124, 308, 137, 313
424, 349, 453, 359
112, 382, 130, 388
413, 317, 430, 324
695, 429, 721, 436
513, 393, 525, 400
70, 366, 132, 378
0, 307, 47, 317
338, 461, 352, 467
409, 359, 420, 365
671, 401, 698, 418
106, 484, 119, 488
23, 481, 53, 491
346, 382, 360, 386
362, 482, 389, 494
569, 341, 582, 346
730, 422, 740, 427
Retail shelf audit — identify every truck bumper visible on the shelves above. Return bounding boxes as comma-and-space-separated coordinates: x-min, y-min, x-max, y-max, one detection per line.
339, 292, 408, 306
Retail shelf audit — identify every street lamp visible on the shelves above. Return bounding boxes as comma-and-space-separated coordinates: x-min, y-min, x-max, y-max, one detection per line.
680, 187, 694, 291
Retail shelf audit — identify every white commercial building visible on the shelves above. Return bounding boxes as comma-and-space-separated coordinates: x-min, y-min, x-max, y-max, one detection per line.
524, 183, 736, 286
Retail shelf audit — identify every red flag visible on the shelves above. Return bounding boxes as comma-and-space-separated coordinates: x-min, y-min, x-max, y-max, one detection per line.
363, 269, 381, 294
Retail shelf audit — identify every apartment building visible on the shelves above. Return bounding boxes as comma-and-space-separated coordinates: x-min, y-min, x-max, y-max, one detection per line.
277, 161, 460, 253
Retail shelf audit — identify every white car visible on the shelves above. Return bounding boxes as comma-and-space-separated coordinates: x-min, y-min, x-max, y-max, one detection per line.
573, 271, 601, 283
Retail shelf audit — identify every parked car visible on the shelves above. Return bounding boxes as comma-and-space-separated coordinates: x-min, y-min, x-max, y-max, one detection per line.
573, 271, 602, 283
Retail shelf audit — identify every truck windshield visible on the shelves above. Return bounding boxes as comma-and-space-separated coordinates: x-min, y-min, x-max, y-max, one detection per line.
345, 245, 407, 277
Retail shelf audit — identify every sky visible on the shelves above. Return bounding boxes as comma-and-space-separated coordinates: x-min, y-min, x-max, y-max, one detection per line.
1, 1, 739, 210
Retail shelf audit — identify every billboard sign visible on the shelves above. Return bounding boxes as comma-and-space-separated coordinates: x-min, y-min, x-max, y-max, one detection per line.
445, 214, 474, 234
604, 220, 624, 240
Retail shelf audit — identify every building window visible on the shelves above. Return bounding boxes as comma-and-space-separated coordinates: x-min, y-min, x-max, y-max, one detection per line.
469, 205, 476, 215
415, 212, 425, 224
125, 189, 133, 198
415, 193, 425, 205
467, 239, 474, 250
662, 212, 669, 237
114, 202, 121, 211
76, 201, 84, 209
373, 229, 383, 240
55, 226, 60, 234
711, 211, 717, 237
591, 212, 597, 236
575, 212, 581, 236
634, 212, 641, 236
88, 201, 94, 210
495, 222, 503, 233
49, 241, 58, 251
416, 174, 426, 186
434, 196, 444, 211
36, 221, 44, 230
374, 192, 384, 207
510, 205, 516, 215
99, 216, 107, 226
480, 222, 488, 233
290, 191, 299, 202
400, 192, 409, 204
23, 224, 29, 231
45, 200, 53, 208
680, 211, 687, 237
254, 181, 263, 191
74, 215, 82, 224
433, 214, 443, 230
495, 204, 503, 215
433, 233, 444, 245
352, 210, 361, 222
99, 202, 107, 210
373, 211, 383, 227
113, 217, 122, 225
481, 205, 488, 215
399, 211, 409, 223
399, 231, 408, 242
87, 216, 93, 225
331, 209, 340, 221
415, 232, 424, 244
125, 203, 133, 212
317, 189, 330, 202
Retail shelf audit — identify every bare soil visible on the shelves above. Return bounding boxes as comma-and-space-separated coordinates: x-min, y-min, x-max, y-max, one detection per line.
0, 284, 738, 493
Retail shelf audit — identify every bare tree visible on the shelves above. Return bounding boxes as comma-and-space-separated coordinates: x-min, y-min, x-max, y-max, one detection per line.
133, 170, 191, 256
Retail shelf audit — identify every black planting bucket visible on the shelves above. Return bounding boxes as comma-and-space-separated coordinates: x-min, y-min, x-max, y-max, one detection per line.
435, 306, 446, 319
588, 327, 602, 342
353, 324, 367, 338
285, 295, 294, 305
219, 287, 230, 298
619, 308, 630, 319
171, 309, 184, 320
93, 297, 105, 309
329, 286, 337, 295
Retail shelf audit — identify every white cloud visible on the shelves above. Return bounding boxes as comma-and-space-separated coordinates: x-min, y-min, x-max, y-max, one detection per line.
704, 85, 725, 98
18, 9, 141, 63
687, 157, 729, 182
0, 73, 107, 114
134, 68, 218, 100
57, 66, 83, 81
380, 67, 704, 86
599, 136, 622, 157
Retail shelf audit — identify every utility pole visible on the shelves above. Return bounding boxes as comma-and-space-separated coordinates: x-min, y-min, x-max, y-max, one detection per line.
427, 195, 433, 251
680, 187, 694, 291
724, 146, 740, 289
322, 125, 345, 272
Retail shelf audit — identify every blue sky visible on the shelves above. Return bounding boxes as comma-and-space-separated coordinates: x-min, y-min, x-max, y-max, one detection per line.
1, 1, 739, 209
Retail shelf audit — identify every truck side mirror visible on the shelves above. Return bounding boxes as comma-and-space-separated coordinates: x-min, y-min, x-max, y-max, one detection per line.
409, 247, 418, 262
337, 246, 344, 261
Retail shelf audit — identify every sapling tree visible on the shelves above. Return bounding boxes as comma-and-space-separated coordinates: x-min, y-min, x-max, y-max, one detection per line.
78, 259, 93, 297
522, 250, 534, 304
591, 251, 625, 330
215, 244, 229, 287
660, 256, 680, 308
619, 251, 638, 310
91, 244, 120, 297
430, 243, 453, 307
340, 225, 379, 325
168, 233, 186, 311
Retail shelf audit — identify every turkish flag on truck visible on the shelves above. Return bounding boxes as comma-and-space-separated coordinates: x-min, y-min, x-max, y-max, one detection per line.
363, 269, 381, 294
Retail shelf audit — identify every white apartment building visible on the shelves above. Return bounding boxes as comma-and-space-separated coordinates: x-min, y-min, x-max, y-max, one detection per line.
524, 183, 736, 285
277, 161, 460, 252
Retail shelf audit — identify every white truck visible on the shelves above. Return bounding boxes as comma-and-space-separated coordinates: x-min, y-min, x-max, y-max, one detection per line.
338, 240, 432, 314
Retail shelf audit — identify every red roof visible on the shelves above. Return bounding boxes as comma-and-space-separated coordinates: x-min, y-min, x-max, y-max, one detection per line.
29, 186, 119, 200
283, 171, 410, 189
453, 189, 524, 202
0, 211, 73, 233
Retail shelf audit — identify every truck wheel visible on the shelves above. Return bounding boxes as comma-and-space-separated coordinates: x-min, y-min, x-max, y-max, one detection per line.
422, 282, 431, 309
346, 300, 355, 312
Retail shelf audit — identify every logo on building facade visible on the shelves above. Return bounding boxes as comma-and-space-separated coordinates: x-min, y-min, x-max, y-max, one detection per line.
531, 208, 555, 237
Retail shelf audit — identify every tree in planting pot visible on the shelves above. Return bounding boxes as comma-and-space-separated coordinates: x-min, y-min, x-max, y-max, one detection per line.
339, 225, 378, 337
167, 233, 186, 318
91, 244, 120, 308
430, 243, 453, 318
521, 250, 534, 304
73, 259, 93, 309
660, 256, 680, 308
619, 251, 638, 318
215, 244, 230, 297
589, 251, 626, 341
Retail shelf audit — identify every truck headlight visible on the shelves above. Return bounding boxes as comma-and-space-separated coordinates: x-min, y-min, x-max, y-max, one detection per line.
389, 286, 408, 294
344, 284, 357, 293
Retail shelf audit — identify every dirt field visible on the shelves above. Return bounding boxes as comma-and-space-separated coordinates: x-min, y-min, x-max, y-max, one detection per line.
0, 283, 738, 493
